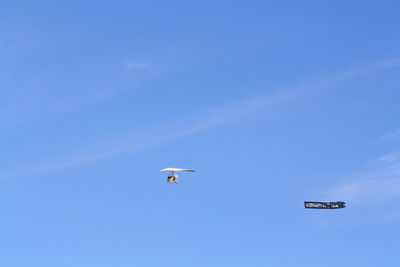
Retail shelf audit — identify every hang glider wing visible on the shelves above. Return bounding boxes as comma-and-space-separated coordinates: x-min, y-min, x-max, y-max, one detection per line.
160, 168, 195, 172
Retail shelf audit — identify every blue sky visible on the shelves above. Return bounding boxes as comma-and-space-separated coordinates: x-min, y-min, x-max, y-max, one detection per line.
1, 1, 400, 266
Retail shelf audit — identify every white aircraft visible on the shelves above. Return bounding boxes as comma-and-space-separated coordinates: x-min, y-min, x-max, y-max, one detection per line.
160, 168, 195, 183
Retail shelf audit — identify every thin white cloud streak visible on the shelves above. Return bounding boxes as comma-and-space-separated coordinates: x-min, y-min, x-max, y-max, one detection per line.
296, 57, 400, 94
0, 87, 124, 130
326, 151, 400, 203
125, 61, 151, 70
11, 90, 297, 177
9, 58, 400, 176
379, 129, 400, 141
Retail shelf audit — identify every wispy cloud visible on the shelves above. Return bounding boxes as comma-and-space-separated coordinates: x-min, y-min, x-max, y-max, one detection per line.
296, 57, 400, 90
10, 90, 297, 176
0, 86, 125, 130
125, 61, 151, 70
379, 129, 400, 141
326, 151, 400, 203
8, 58, 400, 176
312, 151, 400, 226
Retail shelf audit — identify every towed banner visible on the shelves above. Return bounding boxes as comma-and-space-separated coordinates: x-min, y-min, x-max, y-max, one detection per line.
304, 201, 346, 209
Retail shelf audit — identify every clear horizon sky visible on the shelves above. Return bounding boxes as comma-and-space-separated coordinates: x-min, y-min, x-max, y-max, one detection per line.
1, 1, 400, 266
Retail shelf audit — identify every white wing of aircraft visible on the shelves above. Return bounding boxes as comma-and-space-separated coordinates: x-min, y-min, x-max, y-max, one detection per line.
160, 168, 195, 172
